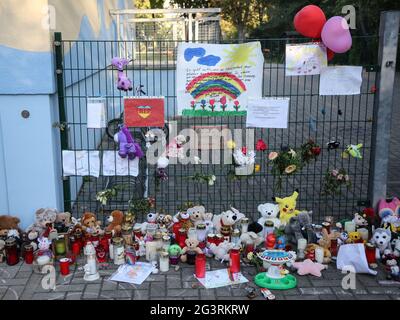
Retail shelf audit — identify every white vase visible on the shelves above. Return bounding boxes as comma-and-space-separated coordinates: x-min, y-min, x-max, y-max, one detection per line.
235, 164, 254, 176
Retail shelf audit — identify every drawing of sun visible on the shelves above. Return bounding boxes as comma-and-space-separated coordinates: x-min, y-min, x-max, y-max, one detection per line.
222, 43, 259, 69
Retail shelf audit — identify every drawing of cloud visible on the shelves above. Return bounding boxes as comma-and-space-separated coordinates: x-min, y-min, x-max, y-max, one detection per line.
197, 55, 221, 66
184, 47, 206, 62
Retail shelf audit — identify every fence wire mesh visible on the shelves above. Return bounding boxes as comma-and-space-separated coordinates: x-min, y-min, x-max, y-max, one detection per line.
56, 35, 379, 224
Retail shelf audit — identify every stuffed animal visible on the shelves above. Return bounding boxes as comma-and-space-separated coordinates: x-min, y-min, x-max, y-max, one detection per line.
209, 241, 235, 262
37, 237, 53, 258
188, 205, 206, 226
285, 211, 315, 245
352, 212, 368, 229
173, 211, 193, 232
156, 214, 173, 231
393, 239, 400, 258
180, 238, 203, 263
343, 144, 363, 159
338, 231, 349, 246
257, 203, 281, 228
156, 156, 169, 182
240, 221, 264, 247
0, 239, 5, 263
347, 231, 363, 244
111, 57, 133, 92
140, 212, 159, 234
54, 212, 72, 233
275, 235, 286, 250
371, 227, 392, 260
124, 212, 135, 226
202, 212, 214, 234
81, 212, 103, 236
26, 208, 58, 241
316, 228, 332, 264
106, 210, 124, 235
306, 244, 331, 264
115, 126, 144, 160
0, 215, 22, 239
273, 191, 301, 225
212, 207, 245, 235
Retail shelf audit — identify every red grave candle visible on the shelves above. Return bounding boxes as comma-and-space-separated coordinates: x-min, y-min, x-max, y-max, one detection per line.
365, 243, 377, 265
195, 253, 206, 278
59, 258, 70, 276
178, 228, 187, 248
229, 249, 241, 274
24, 245, 34, 264
5, 238, 19, 266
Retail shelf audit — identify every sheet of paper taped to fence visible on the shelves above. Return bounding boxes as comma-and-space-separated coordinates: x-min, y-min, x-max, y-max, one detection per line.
319, 66, 362, 95
246, 98, 290, 129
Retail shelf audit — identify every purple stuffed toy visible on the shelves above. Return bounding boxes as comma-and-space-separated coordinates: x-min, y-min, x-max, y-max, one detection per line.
116, 126, 144, 160
111, 57, 133, 92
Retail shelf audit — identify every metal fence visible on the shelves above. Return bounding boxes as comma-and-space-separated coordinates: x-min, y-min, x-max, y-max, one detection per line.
55, 33, 383, 224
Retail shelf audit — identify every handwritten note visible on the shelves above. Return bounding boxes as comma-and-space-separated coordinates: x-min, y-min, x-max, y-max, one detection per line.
87, 98, 107, 128
319, 66, 363, 95
246, 98, 290, 128
286, 43, 327, 76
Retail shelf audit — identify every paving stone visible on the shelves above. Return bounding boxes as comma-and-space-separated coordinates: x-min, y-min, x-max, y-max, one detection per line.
150, 282, 167, 297
65, 292, 84, 300
355, 294, 392, 300
299, 287, 332, 295
83, 284, 101, 299
55, 284, 86, 292
285, 295, 321, 300
319, 294, 337, 300
15, 271, 33, 278
168, 288, 199, 297
2, 278, 32, 286
366, 287, 400, 295
311, 279, 342, 287
2, 285, 24, 300
31, 292, 66, 300
102, 280, 118, 291
200, 288, 216, 300
133, 289, 150, 300
146, 274, 166, 282
101, 290, 133, 299
281, 288, 300, 295
215, 287, 232, 296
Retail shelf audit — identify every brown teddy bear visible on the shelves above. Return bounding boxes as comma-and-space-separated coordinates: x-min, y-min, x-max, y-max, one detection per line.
25, 208, 58, 240
81, 212, 103, 236
180, 238, 203, 263
0, 215, 21, 239
55, 212, 72, 233
106, 210, 124, 235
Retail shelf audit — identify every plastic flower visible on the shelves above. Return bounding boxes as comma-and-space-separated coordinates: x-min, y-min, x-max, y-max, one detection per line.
268, 152, 279, 161
255, 164, 261, 172
337, 174, 344, 180
288, 149, 297, 158
256, 139, 267, 151
285, 165, 297, 174
208, 180, 215, 186
227, 140, 236, 149
211, 175, 217, 181
344, 175, 350, 181
247, 252, 254, 260
332, 169, 339, 177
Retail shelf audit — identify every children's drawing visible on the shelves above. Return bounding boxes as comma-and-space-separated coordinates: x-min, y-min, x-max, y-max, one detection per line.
177, 42, 263, 117
285, 43, 327, 76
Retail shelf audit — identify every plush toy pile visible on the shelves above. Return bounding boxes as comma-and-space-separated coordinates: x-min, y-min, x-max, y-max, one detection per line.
1, 195, 399, 286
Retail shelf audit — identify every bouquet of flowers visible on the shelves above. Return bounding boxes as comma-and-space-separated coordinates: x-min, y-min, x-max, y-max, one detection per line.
322, 168, 351, 196
268, 147, 302, 190
186, 173, 217, 186
300, 139, 321, 164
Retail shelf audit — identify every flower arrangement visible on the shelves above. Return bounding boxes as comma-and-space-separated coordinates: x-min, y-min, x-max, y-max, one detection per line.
268, 141, 321, 190
300, 139, 321, 164
128, 197, 155, 215
186, 173, 217, 186
246, 250, 264, 273
322, 168, 351, 196
96, 185, 126, 206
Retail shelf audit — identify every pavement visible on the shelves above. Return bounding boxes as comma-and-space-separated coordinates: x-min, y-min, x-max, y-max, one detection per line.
1, 256, 400, 301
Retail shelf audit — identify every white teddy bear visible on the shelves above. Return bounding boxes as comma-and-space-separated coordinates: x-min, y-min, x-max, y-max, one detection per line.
257, 203, 281, 228
209, 241, 235, 262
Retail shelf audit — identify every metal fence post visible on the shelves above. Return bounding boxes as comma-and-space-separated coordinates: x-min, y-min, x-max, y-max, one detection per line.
369, 11, 400, 209
54, 32, 71, 213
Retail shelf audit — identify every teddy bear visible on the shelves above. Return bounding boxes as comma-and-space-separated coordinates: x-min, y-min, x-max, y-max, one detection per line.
54, 212, 72, 233
273, 191, 301, 225
81, 212, 103, 236
26, 208, 58, 241
0, 215, 22, 240
347, 231, 364, 244
240, 222, 263, 247
173, 211, 193, 232
188, 205, 206, 226
202, 212, 214, 234
37, 237, 53, 259
209, 241, 235, 262
140, 212, 159, 234
212, 207, 245, 236
305, 243, 331, 264
106, 210, 124, 235
180, 238, 203, 263
257, 203, 281, 228
316, 228, 332, 264
156, 214, 173, 231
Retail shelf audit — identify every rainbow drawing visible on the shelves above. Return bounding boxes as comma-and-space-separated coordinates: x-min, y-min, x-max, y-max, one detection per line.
186, 72, 246, 100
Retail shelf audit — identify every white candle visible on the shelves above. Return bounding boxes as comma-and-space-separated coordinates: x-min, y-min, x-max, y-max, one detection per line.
344, 221, 356, 233
297, 239, 307, 260
159, 253, 169, 272
315, 247, 324, 264
146, 241, 158, 262
358, 228, 369, 241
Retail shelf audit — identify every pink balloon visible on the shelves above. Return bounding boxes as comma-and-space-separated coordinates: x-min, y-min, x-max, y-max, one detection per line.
321, 16, 352, 53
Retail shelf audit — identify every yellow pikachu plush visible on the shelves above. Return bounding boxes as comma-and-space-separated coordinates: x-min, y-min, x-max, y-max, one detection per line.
273, 191, 301, 225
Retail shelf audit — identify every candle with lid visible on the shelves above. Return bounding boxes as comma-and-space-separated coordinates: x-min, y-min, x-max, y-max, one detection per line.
121, 223, 133, 245
113, 237, 125, 265
241, 218, 249, 233
159, 251, 169, 272
263, 221, 275, 239
344, 221, 356, 233
5, 238, 19, 266
187, 227, 197, 240
55, 236, 66, 256
24, 244, 34, 264
146, 241, 158, 262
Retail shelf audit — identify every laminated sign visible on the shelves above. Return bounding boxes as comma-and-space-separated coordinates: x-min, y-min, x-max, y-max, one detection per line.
124, 97, 165, 127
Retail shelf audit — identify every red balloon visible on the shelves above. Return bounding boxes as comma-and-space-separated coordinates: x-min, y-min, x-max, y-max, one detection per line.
327, 48, 335, 61
294, 5, 326, 39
